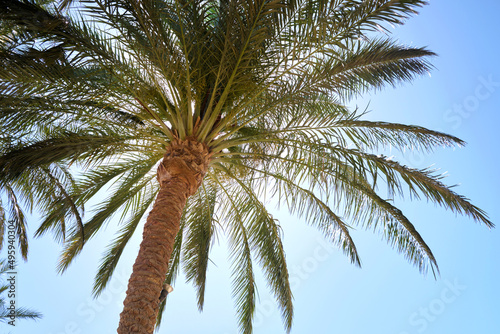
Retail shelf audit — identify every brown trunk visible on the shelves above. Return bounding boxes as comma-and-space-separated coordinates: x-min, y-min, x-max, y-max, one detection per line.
117, 138, 211, 334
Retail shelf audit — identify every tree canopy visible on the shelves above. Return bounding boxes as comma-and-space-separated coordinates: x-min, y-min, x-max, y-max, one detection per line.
0, 0, 493, 332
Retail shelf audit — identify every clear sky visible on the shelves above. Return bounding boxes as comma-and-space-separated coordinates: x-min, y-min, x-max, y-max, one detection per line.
7, 1, 500, 333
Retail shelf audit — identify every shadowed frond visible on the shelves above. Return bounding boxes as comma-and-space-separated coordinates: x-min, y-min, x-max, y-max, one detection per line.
182, 181, 217, 310
56, 158, 158, 273
212, 173, 256, 334
217, 163, 294, 332
92, 185, 158, 297
1, 183, 29, 260
0, 131, 144, 181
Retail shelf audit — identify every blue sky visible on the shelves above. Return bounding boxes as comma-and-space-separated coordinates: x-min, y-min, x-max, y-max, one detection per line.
6, 1, 500, 333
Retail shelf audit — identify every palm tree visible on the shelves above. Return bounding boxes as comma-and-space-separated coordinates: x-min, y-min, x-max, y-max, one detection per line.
0, 0, 493, 333
0, 260, 42, 324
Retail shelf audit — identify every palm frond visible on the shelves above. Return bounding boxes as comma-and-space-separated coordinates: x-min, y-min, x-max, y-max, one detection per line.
0, 130, 142, 181
2, 183, 29, 260
315, 39, 436, 99
213, 164, 294, 332
0, 307, 42, 322
212, 173, 256, 334
93, 185, 158, 296
334, 148, 493, 227
182, 181, 217, 310
334, 118, 464, 151
56, 160, 158, 273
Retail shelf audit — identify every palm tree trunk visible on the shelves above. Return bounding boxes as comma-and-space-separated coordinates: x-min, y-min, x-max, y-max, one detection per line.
117, 138, 211, 334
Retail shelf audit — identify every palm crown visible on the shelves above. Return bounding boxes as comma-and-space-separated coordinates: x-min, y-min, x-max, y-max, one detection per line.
0, 0, 493, 333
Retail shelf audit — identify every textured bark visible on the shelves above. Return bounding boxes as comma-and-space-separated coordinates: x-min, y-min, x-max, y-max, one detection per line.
117, 138, 211, 334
